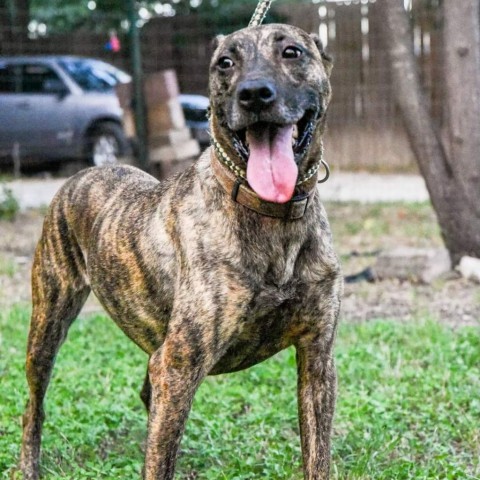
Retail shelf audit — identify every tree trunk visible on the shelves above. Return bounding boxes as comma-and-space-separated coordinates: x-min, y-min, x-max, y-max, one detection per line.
443, 0, 480, 211
379, 0, 480, 265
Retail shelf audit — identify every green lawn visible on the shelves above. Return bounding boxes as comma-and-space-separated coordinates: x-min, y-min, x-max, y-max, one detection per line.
1, 306, 479, 479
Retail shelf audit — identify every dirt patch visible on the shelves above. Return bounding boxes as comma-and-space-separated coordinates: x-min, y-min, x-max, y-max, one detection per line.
342, 276, 479, 327
329, 202, 480, 328
0, 210, 43, 306
0, 204, 478, 328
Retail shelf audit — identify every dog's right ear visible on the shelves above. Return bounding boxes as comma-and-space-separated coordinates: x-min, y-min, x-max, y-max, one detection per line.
310, 34, 333, 77
211, 34, 225, 52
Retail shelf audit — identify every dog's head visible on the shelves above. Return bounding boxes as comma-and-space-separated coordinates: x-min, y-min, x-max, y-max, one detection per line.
209, 24, 332, 204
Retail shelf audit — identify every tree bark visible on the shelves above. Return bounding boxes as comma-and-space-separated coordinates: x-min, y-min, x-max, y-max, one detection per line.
443, 0, 480, 210
379, 0, 480, 265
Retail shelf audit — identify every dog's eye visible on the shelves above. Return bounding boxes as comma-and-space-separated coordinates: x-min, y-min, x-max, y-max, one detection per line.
217, 57, 234, 70
282, 46, 303, 59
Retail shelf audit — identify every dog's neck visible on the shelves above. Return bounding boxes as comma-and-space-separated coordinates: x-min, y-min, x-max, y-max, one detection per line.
210, 149, 318, 221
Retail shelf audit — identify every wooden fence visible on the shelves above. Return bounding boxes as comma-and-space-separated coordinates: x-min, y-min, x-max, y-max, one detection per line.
140, 2, 443, 172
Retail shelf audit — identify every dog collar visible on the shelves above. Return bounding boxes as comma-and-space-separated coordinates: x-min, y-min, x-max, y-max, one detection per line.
211, 149, 319, 220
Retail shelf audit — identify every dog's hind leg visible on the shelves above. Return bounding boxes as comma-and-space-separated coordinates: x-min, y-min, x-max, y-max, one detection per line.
20, 209, 90, 480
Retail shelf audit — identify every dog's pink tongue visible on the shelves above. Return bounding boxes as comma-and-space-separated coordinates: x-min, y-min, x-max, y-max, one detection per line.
246, 124, 297, 203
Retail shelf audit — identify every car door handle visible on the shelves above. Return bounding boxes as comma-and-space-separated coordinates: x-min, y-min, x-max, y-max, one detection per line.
16, 102, 31, 110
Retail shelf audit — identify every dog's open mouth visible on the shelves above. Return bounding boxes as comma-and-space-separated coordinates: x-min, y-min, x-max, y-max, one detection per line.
231, 110, 317, 204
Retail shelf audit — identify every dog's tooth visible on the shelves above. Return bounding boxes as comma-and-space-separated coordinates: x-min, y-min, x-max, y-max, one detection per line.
292, 125, 299, 139
292, 125, 299, 146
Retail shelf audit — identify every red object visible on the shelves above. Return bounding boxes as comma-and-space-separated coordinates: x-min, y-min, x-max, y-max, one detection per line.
110, 34, 121, 52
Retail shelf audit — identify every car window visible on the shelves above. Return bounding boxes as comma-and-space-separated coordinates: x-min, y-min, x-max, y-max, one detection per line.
59, 59, 117, 92
0, 64, 18, 93
89, 60, 132, 84
183, 107, 208, 123
20, 64, 64, 94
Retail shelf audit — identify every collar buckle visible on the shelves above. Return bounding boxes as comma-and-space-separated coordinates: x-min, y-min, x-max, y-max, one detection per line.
285, 193, 310, 220
231, 178, 243, 202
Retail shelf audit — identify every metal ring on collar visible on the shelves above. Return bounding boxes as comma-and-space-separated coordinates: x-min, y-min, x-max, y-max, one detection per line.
318, 159, 330, 184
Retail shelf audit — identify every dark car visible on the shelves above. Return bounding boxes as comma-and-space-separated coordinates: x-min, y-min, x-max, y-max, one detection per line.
179, 94, 210, 149
0, 56, 131, 171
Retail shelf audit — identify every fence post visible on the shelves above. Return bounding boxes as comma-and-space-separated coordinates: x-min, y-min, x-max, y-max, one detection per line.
126, 0, 149, 171
12, 142, 21, 178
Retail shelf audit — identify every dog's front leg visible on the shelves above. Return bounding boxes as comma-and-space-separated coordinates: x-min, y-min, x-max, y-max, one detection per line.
143, 337, 206, 480
296, 335, 337, 480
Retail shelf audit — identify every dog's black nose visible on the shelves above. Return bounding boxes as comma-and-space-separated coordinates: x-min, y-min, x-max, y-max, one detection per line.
237, 79, 277, 111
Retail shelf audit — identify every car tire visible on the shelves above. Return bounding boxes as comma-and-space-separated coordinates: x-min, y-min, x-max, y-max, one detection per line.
88, 121, 130, 167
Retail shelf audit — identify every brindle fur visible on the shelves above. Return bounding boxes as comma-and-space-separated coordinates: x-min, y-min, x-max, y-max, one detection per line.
20, 24, 342, 480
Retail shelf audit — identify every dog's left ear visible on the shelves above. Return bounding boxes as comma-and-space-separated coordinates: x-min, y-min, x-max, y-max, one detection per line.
310, 34, 333, 77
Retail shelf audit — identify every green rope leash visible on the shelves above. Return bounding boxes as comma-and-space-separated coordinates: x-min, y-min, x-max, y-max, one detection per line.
249, 0, 275, 27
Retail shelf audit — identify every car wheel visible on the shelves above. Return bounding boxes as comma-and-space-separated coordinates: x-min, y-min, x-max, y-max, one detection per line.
89, 122, 129, 167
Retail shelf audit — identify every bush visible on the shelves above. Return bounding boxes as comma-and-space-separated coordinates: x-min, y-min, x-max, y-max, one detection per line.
0, 184, 20, 221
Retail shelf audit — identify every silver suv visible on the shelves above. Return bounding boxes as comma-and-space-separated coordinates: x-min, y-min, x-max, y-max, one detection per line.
0, 56, 131, 170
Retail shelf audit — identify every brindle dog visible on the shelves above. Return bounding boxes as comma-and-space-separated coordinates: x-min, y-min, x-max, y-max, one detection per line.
20, 24, 342, 480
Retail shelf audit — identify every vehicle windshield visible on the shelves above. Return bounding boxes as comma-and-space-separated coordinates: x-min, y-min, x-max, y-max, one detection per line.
59, 59, 131, 92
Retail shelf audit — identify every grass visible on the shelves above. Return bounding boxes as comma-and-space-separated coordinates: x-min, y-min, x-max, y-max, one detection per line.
0, 255, 17, 277
0, 184, 20, 221
325, 202, 442, 249
1, 306, 479, 479
325, 201, 443, 276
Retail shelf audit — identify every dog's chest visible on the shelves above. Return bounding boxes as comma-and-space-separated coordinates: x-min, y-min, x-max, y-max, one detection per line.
245, 253, 302, 317
210, 287, 305, 375
208, 242, 314, 375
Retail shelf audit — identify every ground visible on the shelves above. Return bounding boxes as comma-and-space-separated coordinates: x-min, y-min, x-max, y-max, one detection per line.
1, 201, 478, 326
